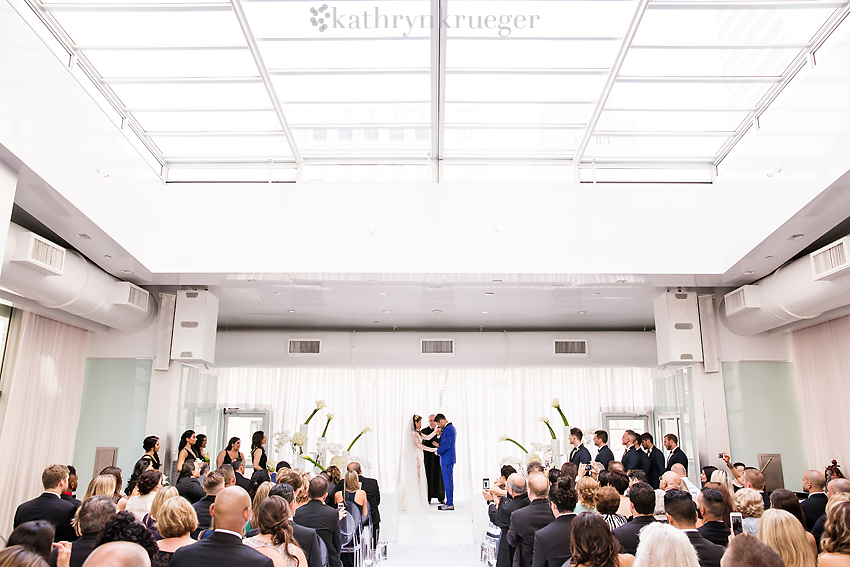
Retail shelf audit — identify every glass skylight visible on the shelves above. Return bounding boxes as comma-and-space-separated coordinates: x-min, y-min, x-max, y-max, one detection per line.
25, 0, 850, 182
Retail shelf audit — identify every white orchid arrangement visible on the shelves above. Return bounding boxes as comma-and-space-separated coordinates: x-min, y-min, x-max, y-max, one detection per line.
347, 426, 371, 451
552, 398, 569, 426
351, 457, 371, 471
526, 452, 542, 465
304, 400, 327, 425
540, 416, 557, 439
273, 431, 292, 455
321, 413, 334, 437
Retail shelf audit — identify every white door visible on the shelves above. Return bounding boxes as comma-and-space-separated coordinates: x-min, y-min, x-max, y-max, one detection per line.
602, 413, 651, 459
221, 410, 270, 473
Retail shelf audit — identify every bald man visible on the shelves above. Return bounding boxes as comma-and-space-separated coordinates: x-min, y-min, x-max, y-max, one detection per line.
813, 478, 850, 547
672, 464, 700, 500
801, 470, 828, 532
659, 471, 682, 492
82, 542, 151, 567
170, 486, 273, 567
506, 473, 555, 567
486, 473, 529, 567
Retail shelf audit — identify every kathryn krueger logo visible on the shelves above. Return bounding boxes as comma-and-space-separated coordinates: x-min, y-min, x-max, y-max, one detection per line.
309, 5, 540, 37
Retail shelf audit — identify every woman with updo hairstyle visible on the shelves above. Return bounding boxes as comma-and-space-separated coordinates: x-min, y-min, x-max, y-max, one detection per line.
125, 470, 163, 522
123, 458, 153, 502
6, 522, 54, 562
570, 512, 634, 567
141, 436, 161, 470
735, 488, 765, 536
244, 496, 308, 567
575, 476, 600, 513
95, 511, 158, 561
820, 500, 850, 567
0, 546, 54, 567
176, 430, 198, 473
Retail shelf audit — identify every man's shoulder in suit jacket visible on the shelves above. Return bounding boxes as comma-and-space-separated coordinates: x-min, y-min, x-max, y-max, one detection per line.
294, 499, 342, 567
292, 523, 323, 567
532, 514, 575, 567
571, 446, 591, 465
235, 472, 251, 493
697, 520, 730, 547
667, 447, 689, 472
507, 499, 555, 567
170, 531, 274, 567
15, 493, 78, 542
493, 493, 530, 529
612, 515, 655, 555
595, 446, 614, 469
686, 531, 726, 567
802, 493, 828, 531
191, 495, 216, 537
359, 475, 381, 523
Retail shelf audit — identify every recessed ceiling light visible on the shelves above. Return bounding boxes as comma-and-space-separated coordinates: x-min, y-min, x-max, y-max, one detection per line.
383, 310, 391, 314
485, 292, 494, 297
766, 255, 774, 259
374, 320, 380, 323
273, 292, 283, 296
431, 309, 443, 314
103, 254, 112, 259
76, 234, 91, 240
481, 311, 489, 314
743, 271, 755, 275
788, 234, 804, 241
379, 292, 387, 296
492, 279, 502, 283
287, 310, 296, 314
120, 269, 133, 275
578, 311, 587, 314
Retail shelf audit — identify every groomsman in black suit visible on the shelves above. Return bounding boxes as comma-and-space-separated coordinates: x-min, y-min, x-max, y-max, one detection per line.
664, 433, 689, 475
568, 428, 591, 466
421, 414, 444, 504
170, 486, 274, 567
641, 433, 666, 490
507, 472, 555, 567
593, 431, 615, 471
621, 430, 649, 475
14, 464, 77, 542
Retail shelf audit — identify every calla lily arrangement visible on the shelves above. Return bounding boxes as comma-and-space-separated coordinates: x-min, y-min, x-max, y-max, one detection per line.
526, 452, 542, 465
321, 413, 334, 437
300, 450, 326, 471
499, 434, 528, 453
552, 398, 569, 426
347, 426, 371, 451
304, 400, 327, 425
540, 416, 557, 439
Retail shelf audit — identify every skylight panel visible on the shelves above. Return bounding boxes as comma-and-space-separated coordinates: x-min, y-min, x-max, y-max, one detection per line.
599, 109, 750, 133
283, 103, 430, 125
445, 102, 593, 125
447, 75, 607, 103
583, 135, 728, 159
84, 49, 258, 78
448, 39, 620, 69
620, 47, 802, 77
444, 128, 580, 155
151, 135, 295, 159
134, 110, 279, 132
258, 39, 429, 70
606, 81, 774, 111
110, 83, 271, 109
270, 74, 429, 102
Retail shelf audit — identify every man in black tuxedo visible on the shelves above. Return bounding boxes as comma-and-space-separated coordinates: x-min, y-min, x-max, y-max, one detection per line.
232, 458, 252, 492
612, 482, 656, 555
621, 430, 650, 476
507, 472, 555, 567
14, 464, 77, 542
485, 473, 530, 567
532, 478, 577, 567
663, 433, 689, 474
697, 488, 731, 546
338, 462, 380, 542
568, 428, 591, 466
593, 430, 615, 471
665, 490, 725, 567
421, 414, 445, 504
171, 486, 274, 567
49, 495, 116, 567
269, 483, 325, 567
192, 470, 225, 538
295, 476, 343, 567
640, 433, 665, 490
801, 470, 828, 532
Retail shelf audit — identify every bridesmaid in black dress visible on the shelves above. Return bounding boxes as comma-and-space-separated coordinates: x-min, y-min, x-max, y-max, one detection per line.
251, 431, 268, 472
216, 437, 245, 468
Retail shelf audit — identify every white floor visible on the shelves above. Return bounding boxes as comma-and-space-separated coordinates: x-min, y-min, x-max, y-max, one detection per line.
384, 501, 479, 567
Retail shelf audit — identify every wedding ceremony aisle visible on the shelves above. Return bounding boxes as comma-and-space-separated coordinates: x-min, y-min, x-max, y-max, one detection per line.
383, 501, 477, 566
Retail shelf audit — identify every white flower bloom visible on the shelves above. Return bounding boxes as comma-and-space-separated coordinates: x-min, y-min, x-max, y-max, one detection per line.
330, 455, 346, 469
316, 400, 326, 409
526, 452, 542, 464
362, 426, 372, 434
292, 432, 308, 446
499, 435, 508, 442
540, 416, 549, 423
326, 413, 334, 420
551, 398, 560, 408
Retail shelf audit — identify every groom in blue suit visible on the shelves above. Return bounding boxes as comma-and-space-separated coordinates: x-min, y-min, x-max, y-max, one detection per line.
435, 413, 456, 510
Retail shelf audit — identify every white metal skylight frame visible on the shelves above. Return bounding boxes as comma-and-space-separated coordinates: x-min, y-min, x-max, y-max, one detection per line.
13, 0, 850, 183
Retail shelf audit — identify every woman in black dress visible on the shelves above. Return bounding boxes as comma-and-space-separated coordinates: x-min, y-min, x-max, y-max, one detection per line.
251, 431, 268, 472
176, 430, 198, 473
141, 436, 161, 470
216, 436, 245, 468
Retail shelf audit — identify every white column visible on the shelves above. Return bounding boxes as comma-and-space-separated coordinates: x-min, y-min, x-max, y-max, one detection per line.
689, 364, 731, 474
0, 161, 17, 278
145, 362, 183, 478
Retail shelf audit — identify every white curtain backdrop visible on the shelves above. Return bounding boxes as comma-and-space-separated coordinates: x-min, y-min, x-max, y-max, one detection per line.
791, 315, 850, 470
218, 367, 652, 501
0, 311, 88, 538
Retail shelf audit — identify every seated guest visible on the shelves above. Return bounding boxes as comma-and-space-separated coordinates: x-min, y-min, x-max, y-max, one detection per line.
769, 489, 818, 555
561, 463, 579, 484
334, 471, 368, 519
249, 482, 274, 534
99, 467, 125, 505
296, 472, 313, 508
507, 473, 554, 567
125, 471, 163, 522
703, 482, 734, 527
175, 460, 204, 504
152, 497, 197, 567
608, 462, 626, 473
193, 470, 225, 537
575, 476, 599, 513
1, 546, 55, 567
819, 500, 850, 567
532, 477, 577, 567
293, 476, 342, 567
597, 486, 627, 531
218, 464, 236, 488
94, 511, 158, 562
613, 482, 656, 555
485, 473, 529, 567
7, 521, 54, 561
757, 508, 815, 567
49, 496, 116, 567
709, 470, 736, 501
269, 483, 324, 567
233, 459, 252, 492
814, 480, 850, 549
671, 464, 700, 500
123, 460, 153, 503
143, 486, 179, 539
250, 470, 272, 501
628, 470, 649, 486
271, 461, 291, 483
82, 541, 152, 567
607, 470, 632, 518
548, 468, 562, 487
659, 471, 682, 493
632, 522, 699, 567
81, 476, 117, 503
323, 466, 342, 506
721, 534, 786, 567
800, 470, 829, 532
664, 490, 725, 567
527, 461, 545, 475
14, 465, 77, 542
735, 488, 765, 537
743, 469, 770, 510
697, 488, 731, 547
170, 487, 274, 567
244, 496, 309, 567
488, 465, 518, 502
61, 466, 80, 509
570, 512, 634, 567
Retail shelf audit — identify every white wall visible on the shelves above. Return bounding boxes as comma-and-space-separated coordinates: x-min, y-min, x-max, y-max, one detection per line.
717, 318, 792, 362
86, 324, 155, 359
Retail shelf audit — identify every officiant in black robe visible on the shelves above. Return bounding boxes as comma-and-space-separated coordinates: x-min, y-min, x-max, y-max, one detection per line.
421, 415, 445, 503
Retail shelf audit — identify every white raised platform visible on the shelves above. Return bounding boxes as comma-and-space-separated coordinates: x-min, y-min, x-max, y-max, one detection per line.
382, 544, 479, 567
395, 501, 476, 546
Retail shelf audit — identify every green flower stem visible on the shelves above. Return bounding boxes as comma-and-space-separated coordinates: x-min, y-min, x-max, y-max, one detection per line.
555, 406, 569, 427
304, 408, 320, 425
347, 433, 363, 452
504, 438, 528, 453
321, 419, 331, 437
545, 422, 557, 439
300, 451, 326, 471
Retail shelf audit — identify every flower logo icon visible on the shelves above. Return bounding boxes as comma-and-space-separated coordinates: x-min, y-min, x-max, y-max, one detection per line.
310, 4, 329, 32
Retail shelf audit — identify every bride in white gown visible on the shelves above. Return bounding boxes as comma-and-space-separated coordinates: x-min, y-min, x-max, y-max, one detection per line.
397, 414, 438, 514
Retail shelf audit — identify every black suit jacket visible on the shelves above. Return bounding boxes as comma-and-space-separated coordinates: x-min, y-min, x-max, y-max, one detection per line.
646, 447, 665, 490
293, 523, 324, 567
335, 476, 380, 525
176, 477, 205, 504
192, 494, 216, 537
622, 446, 650, 475
170, 531, 274, 567
801, 493, 828, 532
569, 445, 592, 466
595, 446, 615, 470
532, 513, 575, 567
813, 513, 827, 551
686, 530, 726, 567
234, 471, 251, 493
507, 498, 555, 567
48, 533, 97, 567
612, 515, 655, 555
698, 520, 730, 547
14, 493, 77, 542
294, 499, 342, 567
61, 493, 81, 509
760, 491, 771, 511
666, 447, 689, 474
489, 492, 530, 567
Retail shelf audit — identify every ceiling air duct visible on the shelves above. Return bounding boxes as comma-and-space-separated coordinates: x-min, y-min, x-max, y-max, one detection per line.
0, 222, 157, 332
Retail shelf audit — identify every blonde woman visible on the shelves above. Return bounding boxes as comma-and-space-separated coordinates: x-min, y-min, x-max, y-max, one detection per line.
575, 476, 599, 513
735, 488, 765, 536
633, 522, 698, 567
82, 475, 117, 501
758, 508, 816, 567
335, 470, 369, 519
249, 481, 274, 534
143, 486, 179, 539
709, 470, 736, 504
153, 497, 198, 567
295, 471, 312, 508
820, 500, 850, 567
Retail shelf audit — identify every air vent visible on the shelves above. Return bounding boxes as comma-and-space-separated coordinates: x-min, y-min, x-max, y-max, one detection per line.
421, 339, 454, 354
724, 285, 761, 316
11, 232, 65, 275
811, 237, 850, 281
113, 281, 149, 312
554, 340, 588, 356
289, 339, 322, 355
